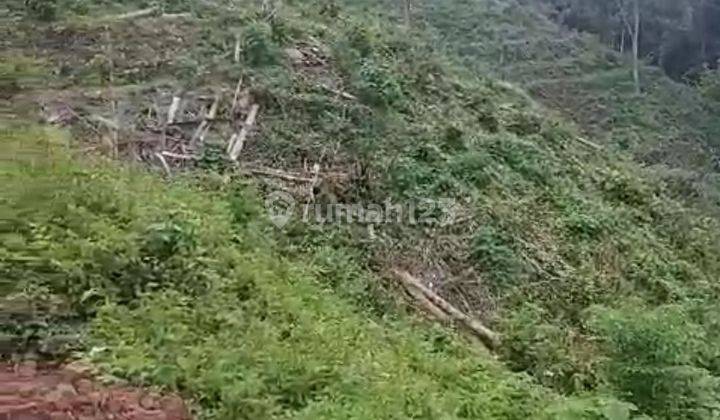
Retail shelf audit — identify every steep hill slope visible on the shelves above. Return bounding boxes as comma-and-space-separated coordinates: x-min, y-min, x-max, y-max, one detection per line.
1, 127, 586, 419
409, 0, 720, 212
3, 0, 720, 419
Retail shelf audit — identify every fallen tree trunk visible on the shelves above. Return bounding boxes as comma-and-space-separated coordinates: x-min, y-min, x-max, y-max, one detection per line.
392, 269, 500, 350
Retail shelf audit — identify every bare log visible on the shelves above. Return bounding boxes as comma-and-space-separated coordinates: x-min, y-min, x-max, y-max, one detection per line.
166, 95, 182, 125
405, 285, 452, 322
231, 77, 244, 113
234, 35, 242, 63
206, 95, 221, 120
228, 104, 260, 161
191, 94, 221, 146
392, 269, 500, 350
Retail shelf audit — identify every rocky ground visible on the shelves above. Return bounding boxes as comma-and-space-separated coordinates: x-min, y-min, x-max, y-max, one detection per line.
0, 362, 190, 420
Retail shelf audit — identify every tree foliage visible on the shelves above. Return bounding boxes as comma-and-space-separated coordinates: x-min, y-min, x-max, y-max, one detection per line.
541, 0, 720, 80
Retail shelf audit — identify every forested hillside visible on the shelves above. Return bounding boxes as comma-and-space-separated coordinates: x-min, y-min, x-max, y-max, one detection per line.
538, 0, 720, 81
404, 0, 720, 213
3, 0, 720, 419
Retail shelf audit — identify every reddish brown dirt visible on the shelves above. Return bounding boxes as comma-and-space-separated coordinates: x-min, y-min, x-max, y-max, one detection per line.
0, 362, 191, 420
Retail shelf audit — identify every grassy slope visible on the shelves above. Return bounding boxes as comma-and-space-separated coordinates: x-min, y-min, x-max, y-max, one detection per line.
1, 126, 619, 419
4, 0, 720, 419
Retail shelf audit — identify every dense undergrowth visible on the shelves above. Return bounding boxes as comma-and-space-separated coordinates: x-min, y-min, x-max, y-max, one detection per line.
0, 125, 634, 419
4, 0, 720, 419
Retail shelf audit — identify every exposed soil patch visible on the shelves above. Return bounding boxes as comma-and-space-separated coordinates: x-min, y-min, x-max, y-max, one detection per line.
0, 362, 191, 420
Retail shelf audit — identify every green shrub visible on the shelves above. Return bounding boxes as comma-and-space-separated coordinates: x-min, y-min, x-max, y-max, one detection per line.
485, 134, 555, 186
197, 142, 234, 174
698, 69, 720, 103
386, 155, 462, 199
622, 251, 690, 303
502, 109, 544, 137
559, 198, 616, 241
470, 224, 529, 291
308, 246, 394, 315
448, 151, 495, 189
356, 58, 405, 107
499, 304, 602, 394
599, 169, 653, 207
0, 151, 246, 313
589, 304, 720, 419
345, 24, 376, 58
24, 0, 57, 21
543, 396, 640, 420
242, 22, 281, 67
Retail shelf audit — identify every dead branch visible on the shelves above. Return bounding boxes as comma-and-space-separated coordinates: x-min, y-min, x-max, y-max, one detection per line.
228, 104, 260, 161
320, 84, 357, 100
154, 152, 172, 176
241, 166, 315, 183
575, 137, 602, 150
161, 151, 198, 160
392, 269, 500, 350
160, 13, 192, 19
155, 117, 231, 128
102, 7, 159, 21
